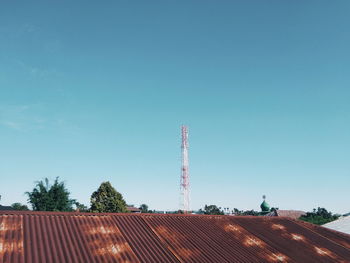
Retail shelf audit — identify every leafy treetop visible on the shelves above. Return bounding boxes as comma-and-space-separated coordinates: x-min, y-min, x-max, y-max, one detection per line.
26, 177, 76, 211
233, 208, 260, 216
299, 207, 340, 225
11, 203, 29, 211
139, 204, 153, 213
90, 181, 127, 213
199, 205, 224, 215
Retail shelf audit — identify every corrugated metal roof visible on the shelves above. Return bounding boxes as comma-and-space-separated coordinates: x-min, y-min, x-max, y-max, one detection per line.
1, 211, 350, 263
231, 216, 350, 263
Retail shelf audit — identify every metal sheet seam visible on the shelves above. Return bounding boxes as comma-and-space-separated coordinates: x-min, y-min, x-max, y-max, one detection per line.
292, 219, 350, 252
114, 215, 181, 263
68, 215, 95, 263
141, 216, 185, 263
163, 217, 230, 263
148, 216, 229, 263
112, 217, 149, 262
70, 215, 88, 263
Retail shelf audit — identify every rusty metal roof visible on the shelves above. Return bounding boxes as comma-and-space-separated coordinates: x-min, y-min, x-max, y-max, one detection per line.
1, 211, 350, 263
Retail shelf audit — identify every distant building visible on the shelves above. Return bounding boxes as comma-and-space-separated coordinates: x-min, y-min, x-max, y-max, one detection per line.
126, 206, 141, 213
265, 210, 306, 220
0, 205, 14, 211
260, 195, 271, 215
260, 195, 306, 219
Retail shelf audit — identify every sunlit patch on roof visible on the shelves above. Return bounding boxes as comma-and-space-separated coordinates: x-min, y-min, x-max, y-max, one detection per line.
155, 225, 169, 235
94, 241, 136, 262
271, 223, 286, 230
291, 233, 305, 241
267, 252, 289, 262
0, 215, 24, 261
224, 224, 243, 233
243, 236, 264, 247
76, 216, 139, 261
0, 221, 22, 231
155, 225, 185, 242
96, 242, 126, 255
314, 246, 336, 258
89, 225, 118, 235
109, 244, 122, 255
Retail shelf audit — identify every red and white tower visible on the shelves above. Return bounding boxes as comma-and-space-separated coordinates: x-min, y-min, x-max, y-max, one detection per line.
180, 125, 190, 213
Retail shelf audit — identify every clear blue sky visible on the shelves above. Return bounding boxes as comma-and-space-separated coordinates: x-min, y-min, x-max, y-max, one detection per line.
1, 1, 349, 214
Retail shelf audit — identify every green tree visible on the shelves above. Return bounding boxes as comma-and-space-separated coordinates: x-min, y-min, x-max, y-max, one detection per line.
26, 178, 75, 211
299, 207, 340, 225
90, 182, 127, 213
11, 203, 29, 211
139, 204, 152, 213
200, 205, 224, 215
75, 202, 89, 212
233, 208, 259, 216
242, 209, 260, 216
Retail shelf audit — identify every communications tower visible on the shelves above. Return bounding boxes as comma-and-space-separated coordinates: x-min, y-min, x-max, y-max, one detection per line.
180, 125, 190, 213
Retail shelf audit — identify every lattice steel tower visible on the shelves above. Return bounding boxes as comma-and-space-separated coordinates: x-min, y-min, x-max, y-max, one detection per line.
180, 125, 190, 213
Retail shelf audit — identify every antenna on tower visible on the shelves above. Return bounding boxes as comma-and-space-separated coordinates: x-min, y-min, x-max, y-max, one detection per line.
180, 125, 190, 213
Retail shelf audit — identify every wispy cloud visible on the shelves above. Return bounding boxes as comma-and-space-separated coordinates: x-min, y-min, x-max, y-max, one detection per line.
1, 121, 23, 130
0, 104, 47, 131
0, 103, 81, 134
